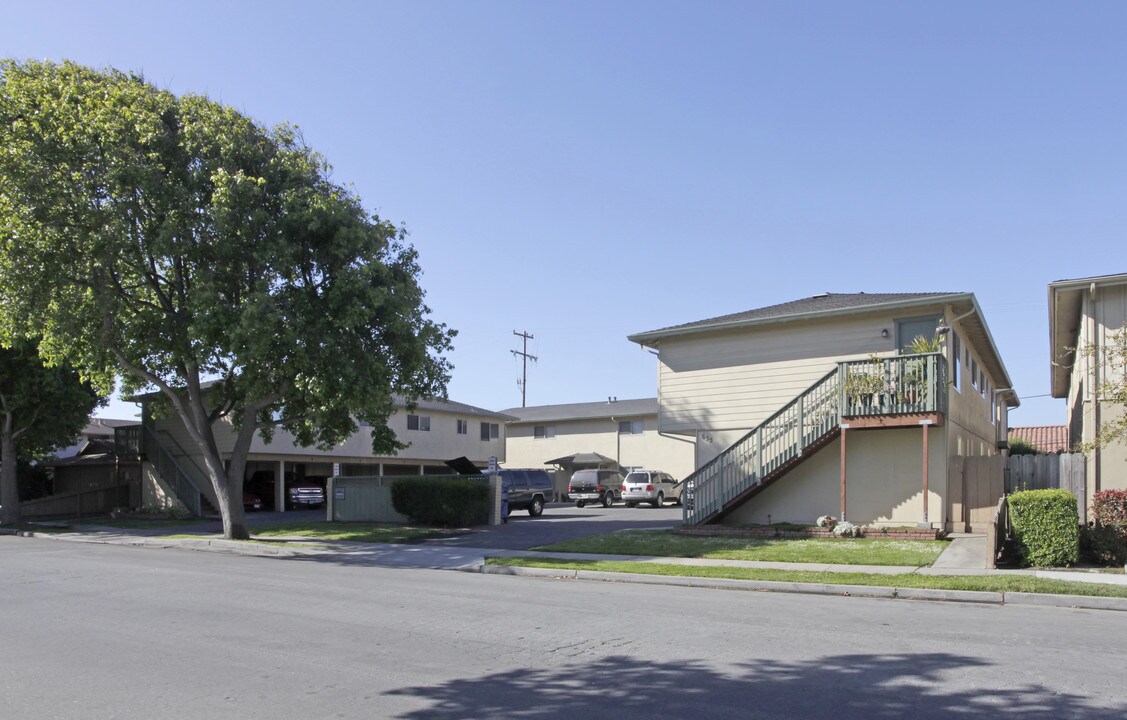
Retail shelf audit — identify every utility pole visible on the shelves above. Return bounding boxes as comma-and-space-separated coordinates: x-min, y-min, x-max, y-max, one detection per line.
511, 330, 538, 408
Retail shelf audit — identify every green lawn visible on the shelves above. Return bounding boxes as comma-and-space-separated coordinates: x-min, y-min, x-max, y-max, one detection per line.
485, 557, 1127, 598
533, 530, 948, 566
250, 521, 461, 544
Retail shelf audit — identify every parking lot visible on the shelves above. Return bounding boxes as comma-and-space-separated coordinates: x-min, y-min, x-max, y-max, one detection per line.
227, 499, 684, 551
424, 500, 685, 550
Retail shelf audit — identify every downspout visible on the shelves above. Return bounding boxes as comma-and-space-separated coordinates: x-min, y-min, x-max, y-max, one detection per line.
610, 415, 621, 469
1089, 282, 1101, 495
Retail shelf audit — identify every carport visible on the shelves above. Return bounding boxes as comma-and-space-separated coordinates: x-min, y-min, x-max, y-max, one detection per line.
546, 452, 623, 500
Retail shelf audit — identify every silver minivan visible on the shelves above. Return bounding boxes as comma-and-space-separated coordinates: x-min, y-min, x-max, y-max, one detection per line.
621, 470, 679, 508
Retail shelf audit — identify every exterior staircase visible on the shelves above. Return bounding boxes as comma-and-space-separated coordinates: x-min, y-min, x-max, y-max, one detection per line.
683, 353, 946, 525
115, 424, 214, 517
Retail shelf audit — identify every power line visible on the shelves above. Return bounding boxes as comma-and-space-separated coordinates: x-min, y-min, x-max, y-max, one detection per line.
511, 330, 538, 408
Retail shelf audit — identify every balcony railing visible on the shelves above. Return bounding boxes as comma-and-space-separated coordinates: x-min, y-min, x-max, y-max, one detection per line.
839, 352, 946, 418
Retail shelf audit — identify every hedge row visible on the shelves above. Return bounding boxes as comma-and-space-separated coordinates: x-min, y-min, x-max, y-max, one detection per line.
1008, 489, 1079, 568
390, 477, 491, 527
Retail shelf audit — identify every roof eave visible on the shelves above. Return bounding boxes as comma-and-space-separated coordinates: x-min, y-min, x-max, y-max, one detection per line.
627, 293, 972, 347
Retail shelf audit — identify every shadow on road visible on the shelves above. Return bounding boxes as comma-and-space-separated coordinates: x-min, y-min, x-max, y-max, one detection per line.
384, 652, 1125, 720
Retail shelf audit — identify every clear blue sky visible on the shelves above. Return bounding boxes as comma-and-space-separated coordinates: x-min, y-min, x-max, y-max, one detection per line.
4, 1, 1124, 425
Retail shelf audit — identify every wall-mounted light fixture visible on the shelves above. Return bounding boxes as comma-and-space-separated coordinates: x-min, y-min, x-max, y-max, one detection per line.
880, 328, 889, 338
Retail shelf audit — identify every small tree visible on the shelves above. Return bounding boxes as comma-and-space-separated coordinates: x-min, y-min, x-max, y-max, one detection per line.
0, 339, 101, 525
1077, 325, 1127, 457
0, 60, 454, 539
1007, 437, 1040, 456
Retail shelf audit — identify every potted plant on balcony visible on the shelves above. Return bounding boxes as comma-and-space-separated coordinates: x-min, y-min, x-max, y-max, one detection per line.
844, 354, 886, 409
902, 335, 939, 405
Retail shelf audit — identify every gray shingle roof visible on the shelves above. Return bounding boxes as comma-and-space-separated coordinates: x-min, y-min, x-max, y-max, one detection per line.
502, 398, 657, 423
629, 292, 965, 342
396, 396, 517, 421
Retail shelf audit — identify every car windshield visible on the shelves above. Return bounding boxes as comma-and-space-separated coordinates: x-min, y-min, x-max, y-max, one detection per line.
624, 472, 651, 483
572, 470, 599, 483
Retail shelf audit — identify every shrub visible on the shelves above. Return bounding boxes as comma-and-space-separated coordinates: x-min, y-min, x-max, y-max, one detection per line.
1007, 437, 1040, 456
831, 521, 862, 538
1079, 525, 1127, 566
391, 477, 490, 528
1007, 489, 1079, 567
1091, 489, 1127, 525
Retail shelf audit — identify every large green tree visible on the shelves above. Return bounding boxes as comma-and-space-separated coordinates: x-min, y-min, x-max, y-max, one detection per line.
0, 339, 101, 525
0, 60, 454, 539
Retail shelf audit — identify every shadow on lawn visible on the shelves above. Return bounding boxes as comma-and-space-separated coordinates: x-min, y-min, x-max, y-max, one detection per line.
384, 652, 1125, 720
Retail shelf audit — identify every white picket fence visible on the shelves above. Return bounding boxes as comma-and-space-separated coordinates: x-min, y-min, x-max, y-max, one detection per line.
1005, 453, 1087, 524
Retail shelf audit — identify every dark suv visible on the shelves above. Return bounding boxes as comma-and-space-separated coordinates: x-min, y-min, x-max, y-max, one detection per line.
497, 469, 552, 518
567, 469, 624, 508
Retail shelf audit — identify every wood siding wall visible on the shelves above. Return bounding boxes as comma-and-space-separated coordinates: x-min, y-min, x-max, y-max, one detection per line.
657, 313, 906, 434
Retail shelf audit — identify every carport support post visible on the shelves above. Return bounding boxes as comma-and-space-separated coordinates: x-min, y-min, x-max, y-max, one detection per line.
276, 460, 286, 513
839, 424, 848, 522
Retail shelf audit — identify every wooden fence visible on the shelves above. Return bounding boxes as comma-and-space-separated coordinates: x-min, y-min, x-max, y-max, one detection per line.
19, 483, 134, 520
1005, 453, 1087, 525
949, 455, 1006, 532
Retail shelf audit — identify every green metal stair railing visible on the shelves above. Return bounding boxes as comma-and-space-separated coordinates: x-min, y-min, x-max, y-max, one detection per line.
140, 425, 211, 517
683, 368, 841, 525
682, 353, 947, 526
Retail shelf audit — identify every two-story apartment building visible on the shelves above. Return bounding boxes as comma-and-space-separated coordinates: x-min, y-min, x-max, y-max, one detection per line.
502, 398, 695, 498
628, 291, 1018, 531
128, 395, 513, 514
1050, 272, 1127, 506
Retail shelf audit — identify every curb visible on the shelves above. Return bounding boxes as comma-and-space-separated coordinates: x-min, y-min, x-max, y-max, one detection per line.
9, 530, 298, 557
478, 564, 1125, 611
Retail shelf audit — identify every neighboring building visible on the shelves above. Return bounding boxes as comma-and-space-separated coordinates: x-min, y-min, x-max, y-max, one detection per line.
1007, 426, 1069, 454
52, 418, 139, 460
502, 398, 695, 498
1049, 272, 1127, 505
129, 395, 513, 514
45, 419, 142, 504
628, 292, 1018, 531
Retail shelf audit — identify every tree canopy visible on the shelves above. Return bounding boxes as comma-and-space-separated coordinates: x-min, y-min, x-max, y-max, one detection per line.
0, 59, 455, 537
0, 338, 101, 524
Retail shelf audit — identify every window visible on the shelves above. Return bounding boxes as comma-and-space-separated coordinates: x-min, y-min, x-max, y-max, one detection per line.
895, 316, 942, 352
407, 414, 430, 431
970, 359, 979, 392
534, 425, 556, 439
480, 422, 499, 441
456, 419, 468, 435
618, 420, 643, 435
951, 333, 961, 392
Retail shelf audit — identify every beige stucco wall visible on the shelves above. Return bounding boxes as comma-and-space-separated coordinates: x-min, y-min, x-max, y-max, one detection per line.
723, 427, 947, 527
505, 414, 694, 479
1063, 284, 1127, 502
141, 460, 196, 511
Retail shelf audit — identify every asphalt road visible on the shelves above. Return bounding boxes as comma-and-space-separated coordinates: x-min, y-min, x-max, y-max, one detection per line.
2, 537, 1126, 720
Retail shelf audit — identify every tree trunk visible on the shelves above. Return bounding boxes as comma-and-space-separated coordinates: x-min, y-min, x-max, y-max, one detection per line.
1, 415, 21, 525
214, 474, 250, 540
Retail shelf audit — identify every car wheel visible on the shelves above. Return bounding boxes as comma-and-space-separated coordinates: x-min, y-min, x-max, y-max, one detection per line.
625, 501, 636, 508
601, 493, 614, 508
674, 496, 683, 507
652, 493, 663, 508
529, 497, 544, 517
576, 500, 586, 508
